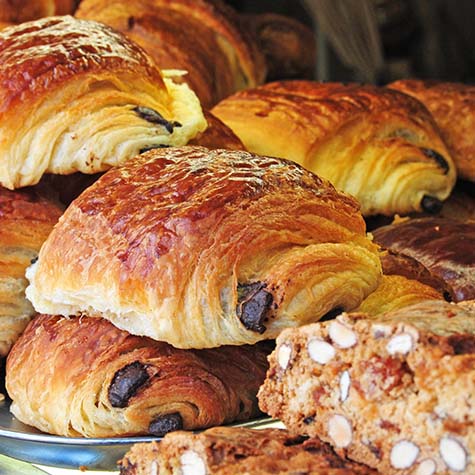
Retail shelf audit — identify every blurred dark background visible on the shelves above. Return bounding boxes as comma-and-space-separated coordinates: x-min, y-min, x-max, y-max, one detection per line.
226, 0, 475, 84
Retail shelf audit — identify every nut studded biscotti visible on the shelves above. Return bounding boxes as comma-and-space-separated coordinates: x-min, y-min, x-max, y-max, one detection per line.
259, 300, 475, 475
119, 427, 377, 475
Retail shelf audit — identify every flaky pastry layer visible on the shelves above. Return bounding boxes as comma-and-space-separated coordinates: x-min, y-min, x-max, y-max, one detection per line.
212, 81, 456, 216
0, 16, 206, 189
26, 146, 381, 348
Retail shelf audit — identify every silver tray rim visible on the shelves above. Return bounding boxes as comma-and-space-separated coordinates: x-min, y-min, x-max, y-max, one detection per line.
0, 398, 277, 470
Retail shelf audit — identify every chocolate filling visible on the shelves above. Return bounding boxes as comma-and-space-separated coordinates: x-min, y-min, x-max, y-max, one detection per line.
139, 144, 170, 154
133, 106, 182, 133
420, 148, 450, 174
283, 435, 308, 447
236, 282, 273, 333
148, 412, 183, 436
319, 306, 344, 322
108, 362, 149, 408
448, 334, 475, 354
421, 195, 443, 214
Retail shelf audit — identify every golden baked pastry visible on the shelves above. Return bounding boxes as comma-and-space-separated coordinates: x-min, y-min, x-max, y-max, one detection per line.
241, 13, 316, 81
212, 81, 456, 217
389, 79, 475, 182
0, 0, 78, 23
75, 0, 266, 108
0, 16, 206, 190
437, 180, 475, 222
26, 146, 381, 349
187, 111, 245, 151
379, 249, 452, 298
0, 186, 62, 357
373, 217, 475, 302
355, 274, 443, 316
6, 314, 270, 437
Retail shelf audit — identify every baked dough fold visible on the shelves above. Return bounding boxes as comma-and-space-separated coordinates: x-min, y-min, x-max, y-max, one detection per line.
0, 186, 62, 356
26, 146, 381, 348
212, 81, 456, 216
389, 79, 475, 182
6, 314, 270, 437
0, 16, 206, 189
75, 0, 266, 108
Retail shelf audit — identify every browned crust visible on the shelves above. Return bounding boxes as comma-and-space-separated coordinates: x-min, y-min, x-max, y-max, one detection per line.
373, 218, 475, 302
0, 15, 165, 115
241, 12, 316, 81
6, 314, 270, 437
0, 0, 78, 23
380, 249, 452, 299
224, 81, 441, 132
119, 427, 376, 474
76, 0, 266, 107
189, 111, 245, 150
389, 79, 475, 181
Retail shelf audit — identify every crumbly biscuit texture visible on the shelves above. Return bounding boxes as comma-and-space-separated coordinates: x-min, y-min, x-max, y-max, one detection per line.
259, 300, 475, 475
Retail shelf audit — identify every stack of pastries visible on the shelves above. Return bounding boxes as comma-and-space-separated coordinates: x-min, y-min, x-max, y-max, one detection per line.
0, 1, 473, 474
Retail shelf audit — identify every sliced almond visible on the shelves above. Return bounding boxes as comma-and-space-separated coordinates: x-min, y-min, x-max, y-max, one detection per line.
180, 450, 207, 475
328, 414, 352, 448
308, 338, 335, 364
387, 333, 414, 355
440, 436, 467, 472
339, 370, 351, 402
329, 320, 357, 348
150, 461, 158, 475
415, 458, 437, 475
390, 440, 419, 469
277, 343, 292, 370
372, 323, 392, 339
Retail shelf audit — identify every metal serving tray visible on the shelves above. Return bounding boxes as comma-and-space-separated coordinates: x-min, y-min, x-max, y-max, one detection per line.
0, 399, 277, 471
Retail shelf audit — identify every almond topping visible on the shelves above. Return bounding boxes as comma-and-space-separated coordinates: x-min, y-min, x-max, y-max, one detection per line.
180, 450, 206, 475
329, 320, 357, 348
328, 414, 352, 448
278, 343, 292, 370
390, 440, 419, 469
150, 461, 158, 475
308, 339, 335, 364
415, 458, 437, 475
339, 370, 351, 402
387, 333, 414, 355
439, 436, 467, 472
372, 323, 392, 339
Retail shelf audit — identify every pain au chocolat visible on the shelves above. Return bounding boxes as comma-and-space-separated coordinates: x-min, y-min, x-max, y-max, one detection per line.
212, 81, 456, 217
26, 147, 381, 349
0, 0, 78, 24
389, 79, 475, 182
75, 0, 266, 108
372, 218, 475, 302
6, 314, 270, 437
0, 186, 62, 357
0, 16, 206, 190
